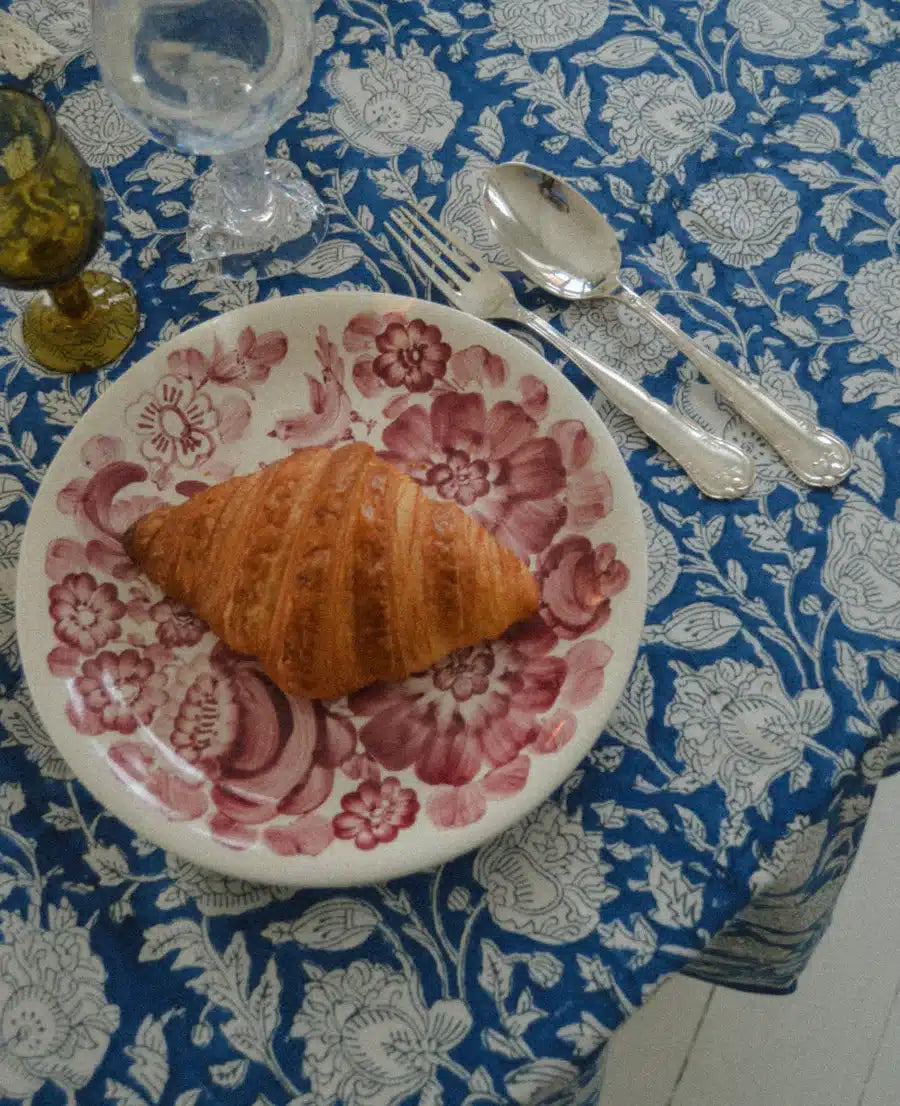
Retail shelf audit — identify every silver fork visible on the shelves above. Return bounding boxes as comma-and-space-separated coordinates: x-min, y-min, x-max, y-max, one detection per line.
387, 206, 755, 500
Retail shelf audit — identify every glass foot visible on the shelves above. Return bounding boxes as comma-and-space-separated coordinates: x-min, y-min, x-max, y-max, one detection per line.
23, 271, 139, 374
186, 158, 329, 280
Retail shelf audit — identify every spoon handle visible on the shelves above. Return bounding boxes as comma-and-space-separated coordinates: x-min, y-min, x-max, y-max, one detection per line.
512, 306, 755, 500
615, 284, 852, 488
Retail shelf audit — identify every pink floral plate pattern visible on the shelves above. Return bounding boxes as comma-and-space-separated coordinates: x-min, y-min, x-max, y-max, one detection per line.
17, 293, 648, 886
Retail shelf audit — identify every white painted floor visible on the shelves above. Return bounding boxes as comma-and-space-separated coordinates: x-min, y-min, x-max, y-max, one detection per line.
601, 774, 900, 1106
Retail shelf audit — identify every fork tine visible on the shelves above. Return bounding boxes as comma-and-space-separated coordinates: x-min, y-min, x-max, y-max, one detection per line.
388, 210, 467, 288
404, 203, 486, 272
384, 222, 461, 302
394, 207, 481, 279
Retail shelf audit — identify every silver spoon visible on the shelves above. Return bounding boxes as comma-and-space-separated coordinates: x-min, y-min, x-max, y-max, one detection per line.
484, 162, 852, 488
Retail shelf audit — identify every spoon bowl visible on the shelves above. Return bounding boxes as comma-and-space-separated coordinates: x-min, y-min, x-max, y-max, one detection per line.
484, 161, 852, 489
484, 163, 621, 298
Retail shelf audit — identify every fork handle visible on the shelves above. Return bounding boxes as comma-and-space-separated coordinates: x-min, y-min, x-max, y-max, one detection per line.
512, 307, 755, 500
615, 284, 851, 487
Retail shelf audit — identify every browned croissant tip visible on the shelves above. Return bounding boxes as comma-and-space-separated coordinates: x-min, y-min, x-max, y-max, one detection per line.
121, 522, 137, 559
522, 571, 540, 612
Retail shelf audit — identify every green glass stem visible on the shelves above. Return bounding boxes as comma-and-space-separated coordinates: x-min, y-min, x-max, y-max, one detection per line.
51, 276, 93, 320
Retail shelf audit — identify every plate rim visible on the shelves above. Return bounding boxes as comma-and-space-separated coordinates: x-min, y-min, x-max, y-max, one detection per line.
16, 290, 648, 886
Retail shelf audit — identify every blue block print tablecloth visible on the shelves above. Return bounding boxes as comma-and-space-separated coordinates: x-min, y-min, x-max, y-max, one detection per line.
0, 1, 898, 1104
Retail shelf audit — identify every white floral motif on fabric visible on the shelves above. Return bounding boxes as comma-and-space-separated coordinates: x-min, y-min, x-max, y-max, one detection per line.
726, 0, 833, 58
8, 0, 89, 56
0, 905, 119, 1102
822, 496, 900, 638
325, 43, 462, 157
291, 963, 471, 1106
600, 75, 734, 173
562, 297, 678, 380
488, 0, 610, 52
678, 174, 800, 268
55, 83, 147, 168
846, 256, 900, 368
852, 62, 900, 158
474, 802, 618, 945
666, 659, 833, 810
642, 503, 680, 609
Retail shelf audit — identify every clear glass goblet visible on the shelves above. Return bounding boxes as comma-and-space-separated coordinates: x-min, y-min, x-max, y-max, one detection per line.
91, 0, 329, 274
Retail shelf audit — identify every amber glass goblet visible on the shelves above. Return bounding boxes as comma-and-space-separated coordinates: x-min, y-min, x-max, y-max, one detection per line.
0, 87, 139, 373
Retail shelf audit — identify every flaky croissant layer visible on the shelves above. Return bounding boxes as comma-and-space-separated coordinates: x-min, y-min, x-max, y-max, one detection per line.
123, 442, 540, 700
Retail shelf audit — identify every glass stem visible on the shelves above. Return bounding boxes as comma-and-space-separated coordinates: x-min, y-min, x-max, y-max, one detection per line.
51, 276, 93, 320
213, 144, 273, 218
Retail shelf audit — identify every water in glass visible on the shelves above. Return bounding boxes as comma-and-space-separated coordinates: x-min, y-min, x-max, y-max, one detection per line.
92, 0, 328, 271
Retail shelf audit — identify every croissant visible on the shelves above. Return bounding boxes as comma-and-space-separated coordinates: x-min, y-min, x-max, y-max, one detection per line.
123, 441, 540, 700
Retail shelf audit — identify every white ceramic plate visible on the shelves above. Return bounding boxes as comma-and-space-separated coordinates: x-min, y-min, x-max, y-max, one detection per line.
17, 292, 647, 886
